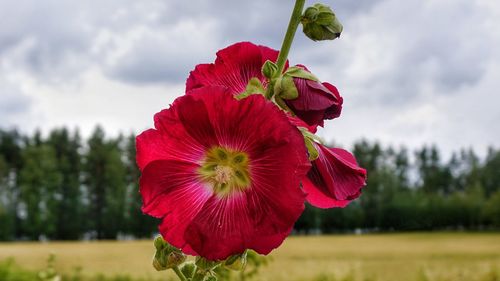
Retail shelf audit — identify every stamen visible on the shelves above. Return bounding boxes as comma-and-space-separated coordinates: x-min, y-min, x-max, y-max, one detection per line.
214, 165, 233, 184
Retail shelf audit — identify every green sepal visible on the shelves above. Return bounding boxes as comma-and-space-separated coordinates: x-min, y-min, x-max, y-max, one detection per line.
195, 257, 220, 271
180, 262, 196, 279
276, 75, 298, 100
224, 251, 248, 271
285, 66, 319, 81
236, 77, 266, 100
298, 127, 325, 161
261, 60, 279, 79
304, 137, 319, 161
273, 95, 295, 113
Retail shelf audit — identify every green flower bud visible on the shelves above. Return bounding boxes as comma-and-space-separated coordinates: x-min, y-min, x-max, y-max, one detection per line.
154, 235, 167, 250
301, 3, 343, 41
262, 60, 279, 79
152, 236, 186, 271
166, 251, 187, 268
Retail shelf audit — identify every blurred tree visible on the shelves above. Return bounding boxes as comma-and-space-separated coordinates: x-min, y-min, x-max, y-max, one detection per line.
18, 143, 62, 239
84, 126, 127, 239
0, 129, 24, 240
481, 148, 500, 196
47, 128, 83, 240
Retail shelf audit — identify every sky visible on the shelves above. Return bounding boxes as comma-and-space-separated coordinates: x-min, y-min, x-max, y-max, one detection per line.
1, 0, 499, 157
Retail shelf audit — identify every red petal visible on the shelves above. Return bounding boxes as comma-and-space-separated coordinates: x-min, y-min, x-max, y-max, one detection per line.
322, 82, 343, 119
140, 160, 212, 253
302, 144, 367, 208
186, 42, 284, 95
286, 114, 318, 134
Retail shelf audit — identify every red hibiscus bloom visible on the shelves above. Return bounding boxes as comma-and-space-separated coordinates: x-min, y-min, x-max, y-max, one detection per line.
136, 86, 310, 260
302, 142, 367, 208
285, 65, 343, 128
186, 42, 341, 129
186, 41, 284, 94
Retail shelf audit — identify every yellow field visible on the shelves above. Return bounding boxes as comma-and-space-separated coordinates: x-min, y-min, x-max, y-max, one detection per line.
1, 233, 500, 281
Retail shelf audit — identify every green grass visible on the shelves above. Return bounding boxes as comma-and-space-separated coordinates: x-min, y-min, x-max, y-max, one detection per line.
1, 233, 500, 281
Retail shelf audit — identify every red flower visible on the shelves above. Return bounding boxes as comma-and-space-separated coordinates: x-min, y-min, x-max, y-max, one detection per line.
186, 42, 341, 129
136, 86, 310, 260
285, 65, 343, 128
302, 142, 367, 208
186, 42, 283, 94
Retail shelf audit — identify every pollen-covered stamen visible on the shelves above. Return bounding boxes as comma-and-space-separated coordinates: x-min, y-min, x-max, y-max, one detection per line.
214, 165, 234, 184
199, 146, 251, 196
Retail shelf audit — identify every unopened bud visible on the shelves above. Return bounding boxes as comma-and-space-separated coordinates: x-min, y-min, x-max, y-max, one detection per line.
154, 235, 167, 250
301, 3, 343, 41
262, 60, 279, 79
152, 236, 186, 271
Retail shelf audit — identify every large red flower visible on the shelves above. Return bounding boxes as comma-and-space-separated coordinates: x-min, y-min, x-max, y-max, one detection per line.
136, 86, 310, 260
186, 42, 341, 129
302, 143, 367, 208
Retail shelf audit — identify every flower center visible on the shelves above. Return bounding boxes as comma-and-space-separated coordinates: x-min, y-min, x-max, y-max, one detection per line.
214, 165, 233, 184
199, 147, 251, 197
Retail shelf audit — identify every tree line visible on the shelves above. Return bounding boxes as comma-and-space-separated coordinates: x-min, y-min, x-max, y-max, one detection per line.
1, 127, 499, 241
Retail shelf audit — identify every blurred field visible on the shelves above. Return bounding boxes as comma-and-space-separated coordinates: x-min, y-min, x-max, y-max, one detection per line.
1, 233, 500, 281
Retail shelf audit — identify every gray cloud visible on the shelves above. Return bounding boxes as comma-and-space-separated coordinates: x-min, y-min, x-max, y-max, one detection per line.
0, 0, 499, 154
0, 78, 32, 124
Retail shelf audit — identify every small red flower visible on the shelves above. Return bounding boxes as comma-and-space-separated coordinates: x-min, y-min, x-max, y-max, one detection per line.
186, 42, 341, 129
285, 65, 343, 128
186, 42, 284, 94
136, 86, 310, 260
302, 142, 367, 208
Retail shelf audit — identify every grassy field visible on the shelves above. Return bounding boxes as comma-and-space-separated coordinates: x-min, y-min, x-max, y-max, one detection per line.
1, 233, 500, 281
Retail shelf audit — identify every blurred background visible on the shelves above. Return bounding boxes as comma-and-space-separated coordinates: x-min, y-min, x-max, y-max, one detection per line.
1, 0, 500, 281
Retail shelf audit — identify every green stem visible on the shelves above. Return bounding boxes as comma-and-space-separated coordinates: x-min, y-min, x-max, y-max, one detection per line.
172, 266, 188, 281
275, 0, 306, 74
265, 0, 305, 100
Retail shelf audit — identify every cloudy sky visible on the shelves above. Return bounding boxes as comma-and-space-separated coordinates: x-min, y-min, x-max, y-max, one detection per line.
1, 0, 499, 156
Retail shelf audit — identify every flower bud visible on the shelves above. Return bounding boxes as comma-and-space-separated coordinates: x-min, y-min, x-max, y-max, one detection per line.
206, 276, 218, 281
154, 235, 167, 250
262, 60, 279, 79
301, 3, 343, 41
152, 236, 186, 271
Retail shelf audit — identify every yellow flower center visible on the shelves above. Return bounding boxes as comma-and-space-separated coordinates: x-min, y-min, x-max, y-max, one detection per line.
199, 147, 251, 197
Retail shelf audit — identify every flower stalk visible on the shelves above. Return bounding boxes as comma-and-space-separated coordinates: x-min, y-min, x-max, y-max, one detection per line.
275, 0, 306, 74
